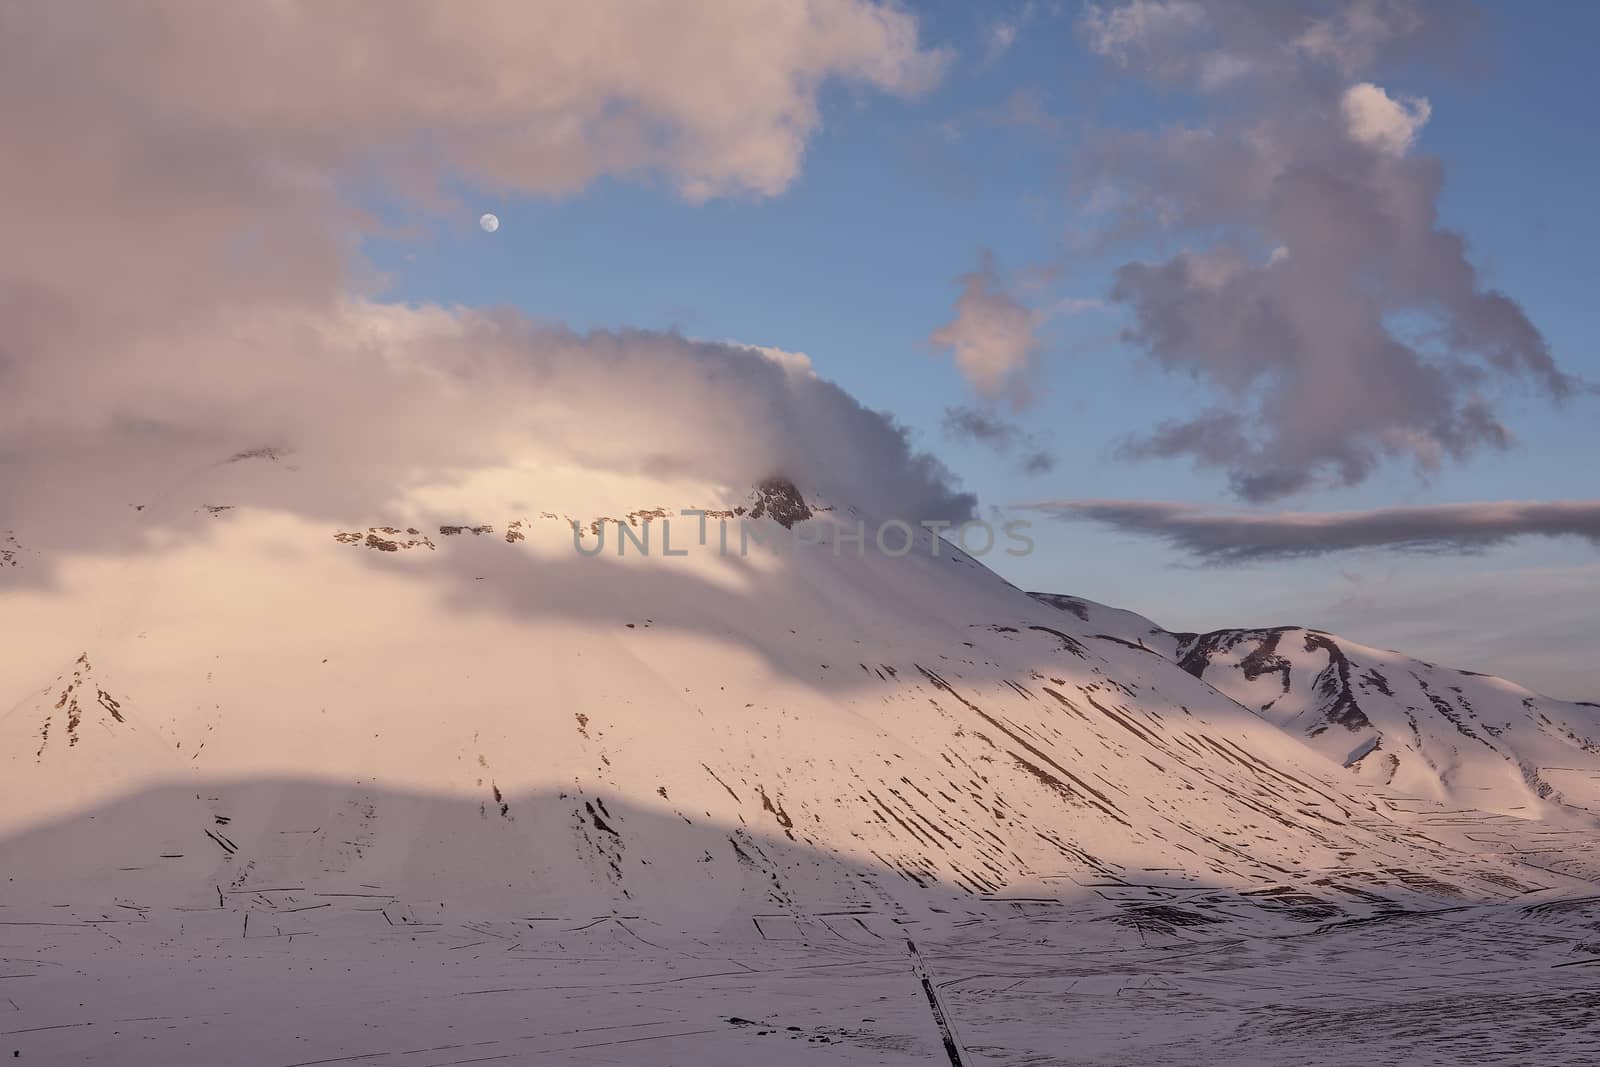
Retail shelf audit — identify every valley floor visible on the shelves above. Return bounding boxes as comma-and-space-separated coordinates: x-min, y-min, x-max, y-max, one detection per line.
5, 900, 1599, 1066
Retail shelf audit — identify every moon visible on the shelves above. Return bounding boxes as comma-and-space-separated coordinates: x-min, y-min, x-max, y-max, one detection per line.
478, 213, 500, 233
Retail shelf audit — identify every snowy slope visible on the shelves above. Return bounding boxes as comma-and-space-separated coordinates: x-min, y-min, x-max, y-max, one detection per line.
2, 451, 1591, 926
4, 454, 1600, 1066
1030, 593, 1600, 819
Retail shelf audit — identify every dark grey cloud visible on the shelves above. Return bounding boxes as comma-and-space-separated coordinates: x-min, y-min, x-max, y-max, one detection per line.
1020, 498, 1600, 563
1020, 449, 1058, 475
1080, 0, 1586, 501
942, 405, 1058, 476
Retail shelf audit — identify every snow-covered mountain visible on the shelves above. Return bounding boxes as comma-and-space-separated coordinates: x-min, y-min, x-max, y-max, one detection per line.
1030, 592, 1600, 820
4, 453, 1595, 917
4, 455, 1599, 1064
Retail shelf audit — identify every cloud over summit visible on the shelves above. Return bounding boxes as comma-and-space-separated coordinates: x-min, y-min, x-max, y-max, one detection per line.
0, 2, 974, 544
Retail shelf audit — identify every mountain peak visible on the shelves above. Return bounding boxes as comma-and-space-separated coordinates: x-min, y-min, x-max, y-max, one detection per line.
746, 476, 814, 529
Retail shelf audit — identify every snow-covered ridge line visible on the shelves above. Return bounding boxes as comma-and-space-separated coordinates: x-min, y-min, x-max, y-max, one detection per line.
1030, 592, 1600, 818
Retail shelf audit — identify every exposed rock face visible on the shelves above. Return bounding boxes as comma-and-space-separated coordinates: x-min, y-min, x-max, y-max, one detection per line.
746, 476, 814, 529
1173, 627, 1372, 732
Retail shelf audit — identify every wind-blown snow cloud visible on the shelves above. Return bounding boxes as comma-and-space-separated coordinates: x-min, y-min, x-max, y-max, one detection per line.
0, 2, 973, 554
1080, 0, 1583, 501
1021, 498, 1600, 563
931, 253, 1043, 408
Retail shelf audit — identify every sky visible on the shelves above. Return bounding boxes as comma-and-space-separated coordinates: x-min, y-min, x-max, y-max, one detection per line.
2, 1, 1596, 698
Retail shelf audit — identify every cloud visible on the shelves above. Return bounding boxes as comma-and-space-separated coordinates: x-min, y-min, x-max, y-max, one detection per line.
726, 343, 816, 376
1020, 450, 1058, 475
2, 303, 978, 565
1083, 0, 1211, 78
931, 252, 1043, 408
1078, 0, 1583, 501
1084, 0, 1464, 88
1341, 82, 1432, 156
984, 20, 1022, 63
943, 406, 1022, 446
988, 88, 1064, 136
0, 3, 973, 564
0, 0, 947, 332
980, 1, 1050, 65
941, 405, 1057, 476
1020, 498, 1600, 562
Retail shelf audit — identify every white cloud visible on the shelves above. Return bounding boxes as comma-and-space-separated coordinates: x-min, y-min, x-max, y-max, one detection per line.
727, 344, 816, 376
1341, 82, 1432, 157
2, 301, 978, 564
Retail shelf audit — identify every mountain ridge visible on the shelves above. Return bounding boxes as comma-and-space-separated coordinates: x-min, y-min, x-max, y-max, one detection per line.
1029, 592, 1600, 818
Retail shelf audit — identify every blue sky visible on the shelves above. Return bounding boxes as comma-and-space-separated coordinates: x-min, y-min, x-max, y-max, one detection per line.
362, 1, 1598, 698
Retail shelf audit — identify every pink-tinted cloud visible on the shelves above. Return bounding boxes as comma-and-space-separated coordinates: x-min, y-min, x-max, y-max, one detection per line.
1078, 0, 1583, 501
0, 3, 973, 565
931, 252, 1045, 408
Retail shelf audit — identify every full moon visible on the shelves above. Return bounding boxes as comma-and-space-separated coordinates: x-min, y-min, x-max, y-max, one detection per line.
478, 213, 499, 233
